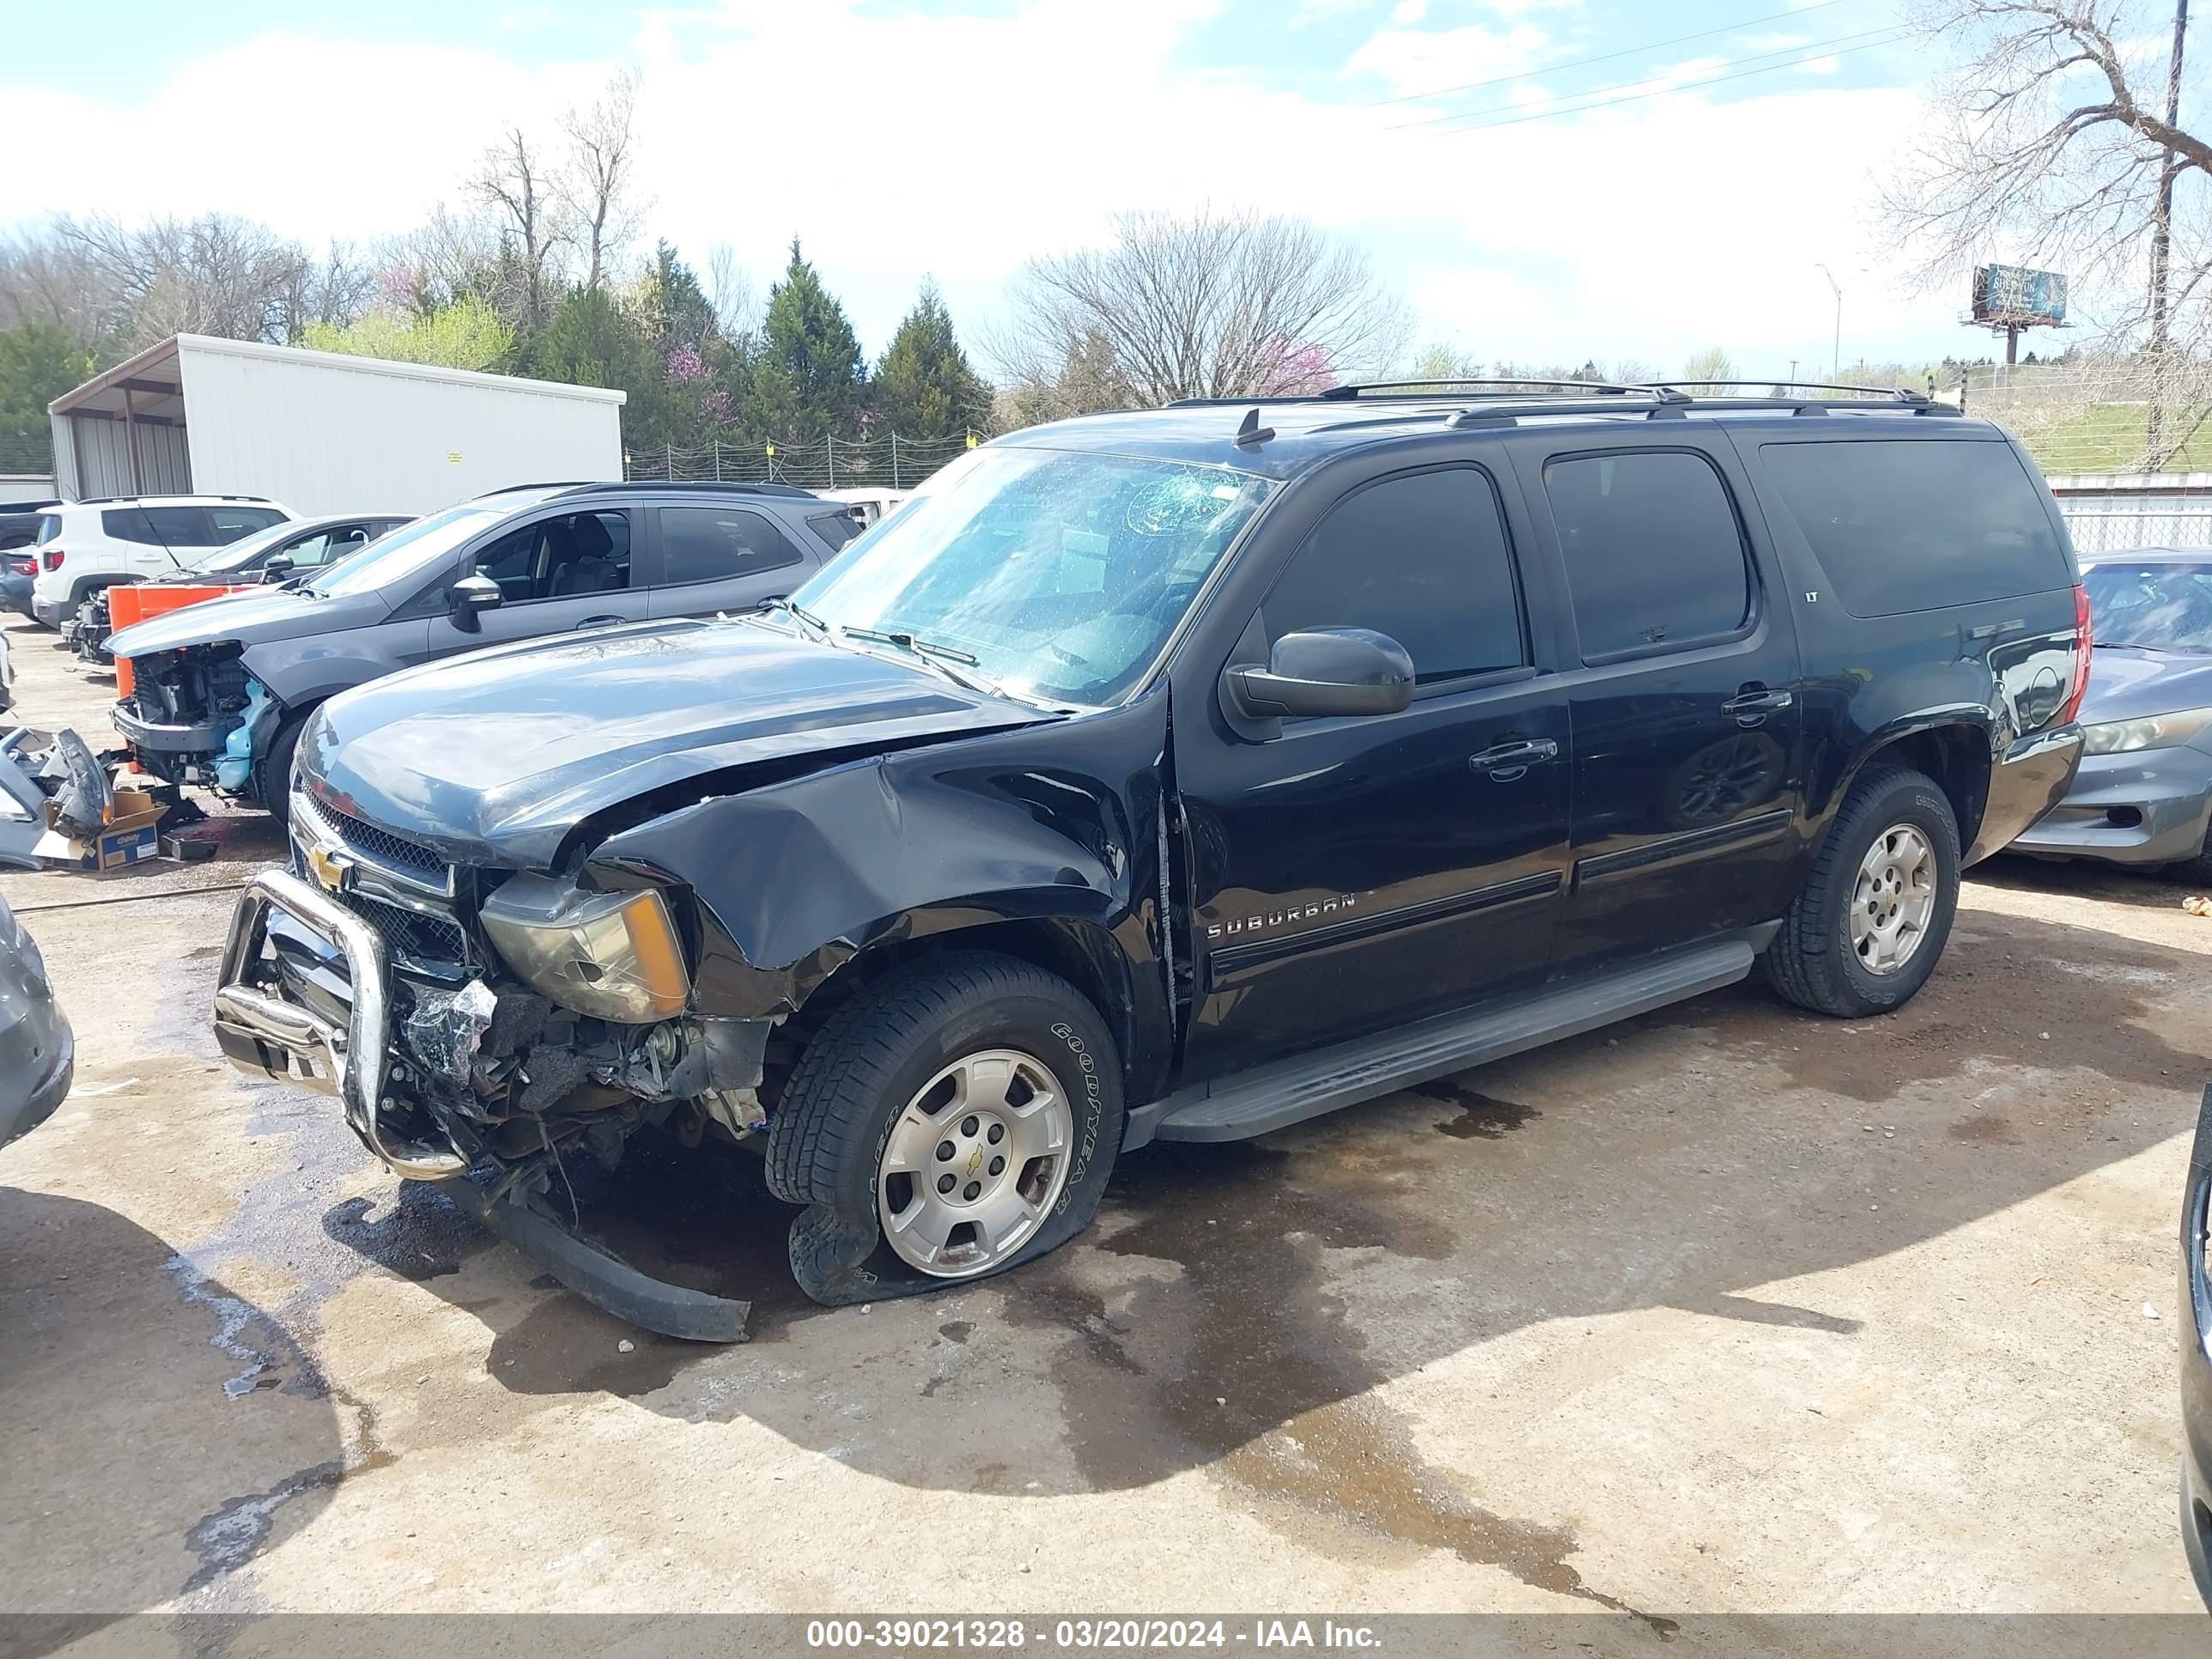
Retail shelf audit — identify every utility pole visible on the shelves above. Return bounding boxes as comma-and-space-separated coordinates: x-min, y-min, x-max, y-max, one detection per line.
2149, 0, 2190, 463
1816, 264, 1842, 377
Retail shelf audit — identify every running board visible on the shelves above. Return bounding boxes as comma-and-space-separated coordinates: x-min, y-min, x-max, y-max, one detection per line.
1127, 935, 1759, 1148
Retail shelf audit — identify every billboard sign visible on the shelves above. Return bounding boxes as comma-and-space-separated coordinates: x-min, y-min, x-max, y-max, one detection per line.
1972, 264, 2068, 325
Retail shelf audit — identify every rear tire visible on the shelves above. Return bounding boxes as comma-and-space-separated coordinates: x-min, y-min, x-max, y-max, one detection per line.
767, 951, 1122, 1304
1764, 765, 1960, 1018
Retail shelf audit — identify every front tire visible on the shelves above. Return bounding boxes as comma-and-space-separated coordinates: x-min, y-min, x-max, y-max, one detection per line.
1764, 765, 1960, 1018
768, 951, 1122, 1304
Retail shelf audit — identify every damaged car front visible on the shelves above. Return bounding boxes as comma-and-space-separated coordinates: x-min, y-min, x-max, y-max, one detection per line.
211, 441, 1273, 1335
106, 501, 529, 807
212, 597, 1102, 1337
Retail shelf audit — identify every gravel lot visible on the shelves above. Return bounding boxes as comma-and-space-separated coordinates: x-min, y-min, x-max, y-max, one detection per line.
2, 607, 2206, 1622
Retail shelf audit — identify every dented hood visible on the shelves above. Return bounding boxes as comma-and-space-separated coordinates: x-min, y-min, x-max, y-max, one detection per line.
298, 616, 1053, 868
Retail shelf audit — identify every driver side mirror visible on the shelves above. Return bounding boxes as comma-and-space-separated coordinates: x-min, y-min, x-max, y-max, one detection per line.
1224, 628, 1415, 720
261, 554, 294, 580
447, 573, 504, 632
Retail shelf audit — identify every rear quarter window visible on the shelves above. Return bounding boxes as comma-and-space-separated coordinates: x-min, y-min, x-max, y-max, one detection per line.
1756, 438, 2072, 617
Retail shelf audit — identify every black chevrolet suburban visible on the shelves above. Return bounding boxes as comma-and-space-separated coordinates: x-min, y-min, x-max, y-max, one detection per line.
211, 381, 2087, 1335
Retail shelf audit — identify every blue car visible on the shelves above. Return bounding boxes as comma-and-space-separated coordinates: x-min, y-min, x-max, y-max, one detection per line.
2014, 549, 2212, 879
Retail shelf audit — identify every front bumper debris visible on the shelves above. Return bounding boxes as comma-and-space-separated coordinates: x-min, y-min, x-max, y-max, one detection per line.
214, 866, 753, 1341
216, 868, 466, 1177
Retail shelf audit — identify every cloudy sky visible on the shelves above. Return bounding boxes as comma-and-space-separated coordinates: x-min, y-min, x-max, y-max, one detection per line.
0, 0, 2003, 378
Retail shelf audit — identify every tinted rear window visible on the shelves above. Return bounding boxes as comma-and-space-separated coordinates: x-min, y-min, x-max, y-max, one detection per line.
809, 510, 864, 551
1757, 439, 2071, 617
1543, 451, 1752, 659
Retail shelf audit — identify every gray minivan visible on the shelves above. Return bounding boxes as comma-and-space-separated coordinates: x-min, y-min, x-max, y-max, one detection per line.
106, 481, 864, 807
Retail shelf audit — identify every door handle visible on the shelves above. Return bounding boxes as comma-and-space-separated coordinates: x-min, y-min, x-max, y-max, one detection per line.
1470, 738, 1559, 777
573, 614, 624, 629
1722, 688, 1794, 726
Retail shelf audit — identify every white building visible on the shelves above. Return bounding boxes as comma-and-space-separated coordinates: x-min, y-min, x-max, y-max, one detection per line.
47, 334, 626, 514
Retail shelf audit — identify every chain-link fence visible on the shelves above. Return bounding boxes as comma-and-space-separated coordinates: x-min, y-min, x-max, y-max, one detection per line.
624, 432, 977, 490
1964, 361, 2212, 476
2057, 502, 2212, 555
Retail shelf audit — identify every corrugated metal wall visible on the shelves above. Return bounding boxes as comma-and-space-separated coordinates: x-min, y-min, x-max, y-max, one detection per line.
62, 415, 191, 498
177, 338, 623, 514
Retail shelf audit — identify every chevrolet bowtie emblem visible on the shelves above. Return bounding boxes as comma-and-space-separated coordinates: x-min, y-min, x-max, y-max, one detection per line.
307, 844, 354, 894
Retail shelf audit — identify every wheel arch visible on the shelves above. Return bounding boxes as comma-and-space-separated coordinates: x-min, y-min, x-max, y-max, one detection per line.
777, 915, 1144, 1102
1832, 716, 1992, 854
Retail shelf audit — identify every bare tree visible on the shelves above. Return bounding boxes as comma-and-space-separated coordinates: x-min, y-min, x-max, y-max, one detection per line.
999, 209, 1410, 405
54, 213, 317, 348
0, 228, 127, 351
705, 242, 760, 351
559, 70, 647, 291
471, 125, 569, 333
1885, 1, 2212, 465
1679, 346, 1737, 384
999, 327, 1139, 427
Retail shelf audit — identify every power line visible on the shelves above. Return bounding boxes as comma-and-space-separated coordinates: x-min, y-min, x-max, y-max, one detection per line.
1368, 0, 1850, 108
1411, 31, 1907, 137
1395, 22, 1902, 131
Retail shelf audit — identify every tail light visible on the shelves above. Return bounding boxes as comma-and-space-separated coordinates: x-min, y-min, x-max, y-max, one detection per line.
2060, 582, 2092, 725
41, 548, 63, 572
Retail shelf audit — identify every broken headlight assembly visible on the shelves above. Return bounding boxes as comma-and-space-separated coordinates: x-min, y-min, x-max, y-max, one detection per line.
478, 873, 690, 1024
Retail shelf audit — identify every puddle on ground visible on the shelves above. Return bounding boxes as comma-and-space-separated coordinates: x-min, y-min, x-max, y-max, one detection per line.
479, 1133, 817, 1397
1412, 1079, 1541, 1139
999, 1134, 1673, 1632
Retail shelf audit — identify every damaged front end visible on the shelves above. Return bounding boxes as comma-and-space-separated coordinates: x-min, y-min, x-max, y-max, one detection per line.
213, 792, 771, 1340
113, 642, 278, 799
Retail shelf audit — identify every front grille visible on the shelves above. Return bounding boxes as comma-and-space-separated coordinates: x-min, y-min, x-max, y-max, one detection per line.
350, 893, 471, 971
299, 791, 450, 884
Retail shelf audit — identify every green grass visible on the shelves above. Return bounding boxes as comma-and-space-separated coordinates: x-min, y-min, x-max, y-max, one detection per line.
2015, 402, 2212, 475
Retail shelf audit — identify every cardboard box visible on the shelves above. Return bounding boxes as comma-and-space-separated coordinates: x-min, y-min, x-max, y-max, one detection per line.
32, 787, 167, 870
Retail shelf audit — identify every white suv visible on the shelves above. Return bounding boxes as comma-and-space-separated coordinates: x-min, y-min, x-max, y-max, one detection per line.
29, 495, 293, 626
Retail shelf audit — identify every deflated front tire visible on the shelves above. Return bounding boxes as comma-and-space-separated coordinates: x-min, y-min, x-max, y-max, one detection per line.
767, 951, 1123, 1305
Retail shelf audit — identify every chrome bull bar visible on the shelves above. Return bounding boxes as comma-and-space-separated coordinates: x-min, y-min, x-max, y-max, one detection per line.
215, 868, 467, 1179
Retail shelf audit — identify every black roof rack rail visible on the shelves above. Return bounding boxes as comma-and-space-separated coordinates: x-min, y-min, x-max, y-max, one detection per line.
1316, 377, 1650, 402
76, 492, 275, 506
479, 480, 597, 495
1654, 379, 1929, 403
553, 479, 818, 500
1401, 391, 1965, 431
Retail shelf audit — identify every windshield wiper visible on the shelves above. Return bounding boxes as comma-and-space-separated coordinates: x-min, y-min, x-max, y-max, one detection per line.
842, 625, 980, 665
839, 625, 1038, 702
764, 597, 831, 635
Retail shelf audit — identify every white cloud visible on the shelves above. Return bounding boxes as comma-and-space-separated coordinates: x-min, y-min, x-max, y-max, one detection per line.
0, 1, 1950, 373
1342, 21, 1555, 96
1796, 54, 1842, 75
1390, 0, 1428, 24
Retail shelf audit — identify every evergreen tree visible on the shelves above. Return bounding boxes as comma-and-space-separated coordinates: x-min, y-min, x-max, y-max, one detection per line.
872, 281, 993, 438
750, 238, 864, 438
0, 324, 91, 470
533, 284, 674, 451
